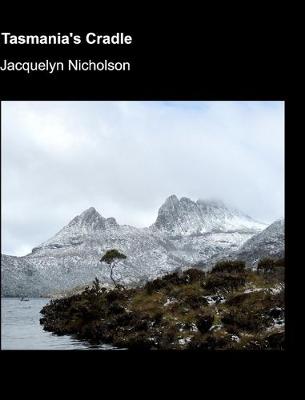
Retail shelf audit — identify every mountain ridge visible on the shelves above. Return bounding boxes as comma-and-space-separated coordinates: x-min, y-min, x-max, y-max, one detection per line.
151, 194, 266, 236
1, 195, 283, 297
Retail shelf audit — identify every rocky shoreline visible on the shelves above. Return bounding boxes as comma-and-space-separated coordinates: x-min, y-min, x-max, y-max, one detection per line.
40, 259, 285, 350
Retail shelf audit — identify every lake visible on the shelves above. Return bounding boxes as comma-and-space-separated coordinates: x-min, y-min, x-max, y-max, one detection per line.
1, 297, 118, 350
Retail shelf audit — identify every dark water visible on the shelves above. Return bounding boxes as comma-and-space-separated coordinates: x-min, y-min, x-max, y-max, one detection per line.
1, 298, 118, 350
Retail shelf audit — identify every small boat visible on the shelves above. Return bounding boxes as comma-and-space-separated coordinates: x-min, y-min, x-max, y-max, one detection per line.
20, 297, 29, 301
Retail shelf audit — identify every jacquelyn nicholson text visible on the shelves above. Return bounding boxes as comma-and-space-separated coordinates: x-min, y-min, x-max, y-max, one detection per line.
0, 59, 131, 73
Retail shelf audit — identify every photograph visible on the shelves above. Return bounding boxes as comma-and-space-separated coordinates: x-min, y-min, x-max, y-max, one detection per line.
1, 100, 285, 350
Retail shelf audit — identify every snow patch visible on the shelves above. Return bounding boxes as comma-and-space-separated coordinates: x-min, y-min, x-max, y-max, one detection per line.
204, 294, 225, 305
209, 324, 223, 332
231, 335, 240, 342
178, 337, 192, 345
164, 297, 178, 307
244, 287, 264, 294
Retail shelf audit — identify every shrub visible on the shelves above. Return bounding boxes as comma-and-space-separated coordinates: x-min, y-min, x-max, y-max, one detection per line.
79, 320, 108, 340
161, 272, 184, 285
108, 301, 125, 315
226, 292, 251, 306
265, 331, 285, 350
181, 268, 206, 283
182, 294, 209, 309
169, 284, 207, 308
160, 325, 179, 347
257, 258, 277, 273
211, 260, 246, 274
268, 307, 284, 319
239, 337, 269, 350
92, 277, 101, 294
145, 269, 205, 293
204, 273, 246, 292
272, 290, 285, 308
152, 312, 163, 325
257, 258, 285, 282
227, 289, 284, 315
221, 307, 265, 331
144, 278, 168, 294
133, 318, 150, 332
274, 258, 285, 267
224, 287, 285, 331
77, 303, 105, 322
126, 333, 154, 350
196, 313, 214, 333
188, 331, 232, 350
106, 288, 127, 303
114, 312, 135, 326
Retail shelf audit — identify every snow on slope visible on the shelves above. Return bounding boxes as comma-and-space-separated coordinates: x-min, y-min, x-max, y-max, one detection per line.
206, 219, 285, 268
232, 219, 285, 265
151, 195, 265, 235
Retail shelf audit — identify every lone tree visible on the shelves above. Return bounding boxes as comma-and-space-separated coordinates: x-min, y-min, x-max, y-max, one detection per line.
100, 249, 127, 287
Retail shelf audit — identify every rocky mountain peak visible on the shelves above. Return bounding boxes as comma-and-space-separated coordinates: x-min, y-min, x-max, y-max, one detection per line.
68, 207, 104, 227
68, 207, 118, 228
164, 194, 179, 206
68, 206, 119, 232
179, 196, 193, 203
81, 206, 98, 215
32, 207, 118, 253
152, 195, 266, 235
79, 206, 100, 219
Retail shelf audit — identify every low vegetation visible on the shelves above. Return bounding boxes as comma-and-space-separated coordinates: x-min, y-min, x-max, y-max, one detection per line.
40, 258, 285, 350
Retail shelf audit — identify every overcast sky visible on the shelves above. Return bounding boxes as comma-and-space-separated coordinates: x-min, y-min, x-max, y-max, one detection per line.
2, 101, 284, 256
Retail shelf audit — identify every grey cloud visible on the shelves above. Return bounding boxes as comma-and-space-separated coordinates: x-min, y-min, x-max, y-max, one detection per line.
2, 101, 284, 256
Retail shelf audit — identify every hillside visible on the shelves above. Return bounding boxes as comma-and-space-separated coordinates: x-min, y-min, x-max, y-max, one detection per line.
40, 259, 285, 350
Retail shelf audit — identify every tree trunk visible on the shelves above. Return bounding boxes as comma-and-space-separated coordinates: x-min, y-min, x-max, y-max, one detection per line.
110, 262, 117, 287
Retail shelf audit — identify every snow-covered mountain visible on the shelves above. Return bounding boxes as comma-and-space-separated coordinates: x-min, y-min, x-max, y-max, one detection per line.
206, 219, 285, 268
151, 195, 265, 235
149, 195, 267, 266
31, 207, 118, 253
231, 219, 285, 265
2, 195, 280, 297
